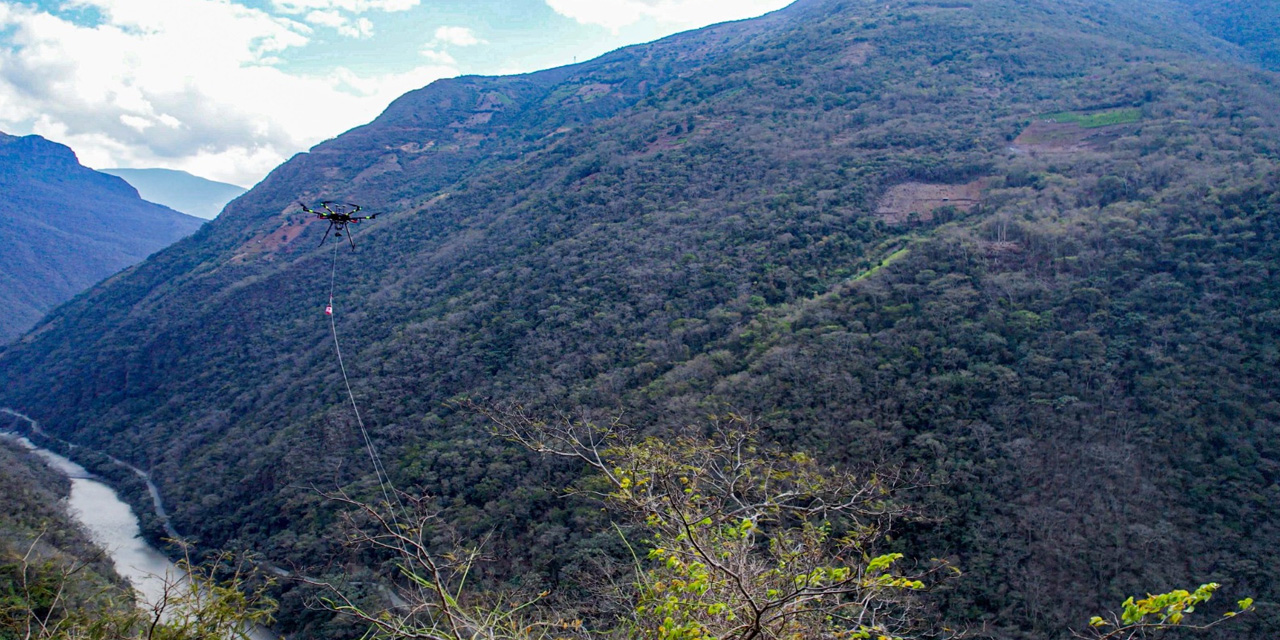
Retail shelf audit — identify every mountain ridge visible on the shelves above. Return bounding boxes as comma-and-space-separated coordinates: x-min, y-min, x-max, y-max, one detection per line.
99, 168, 247, 220
0, 133, 205, 343
1, 1, 1277, 637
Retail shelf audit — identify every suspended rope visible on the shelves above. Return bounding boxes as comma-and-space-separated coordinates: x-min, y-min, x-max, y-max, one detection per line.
326, 238, 401, 517
322, 228, 432, 609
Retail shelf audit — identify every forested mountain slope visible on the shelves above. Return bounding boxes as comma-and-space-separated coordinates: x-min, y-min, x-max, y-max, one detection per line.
0, 134, 205, 343
1175, 0, 1280, 71
0, 0, 1277, 637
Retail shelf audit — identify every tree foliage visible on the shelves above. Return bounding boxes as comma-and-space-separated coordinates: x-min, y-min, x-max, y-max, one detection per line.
1078, 583, 1255, 640
1, 546, 276, 640
326, 410, 954, 640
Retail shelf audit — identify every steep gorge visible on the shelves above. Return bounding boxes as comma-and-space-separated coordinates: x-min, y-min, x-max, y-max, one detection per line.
1, 0, 1277, 637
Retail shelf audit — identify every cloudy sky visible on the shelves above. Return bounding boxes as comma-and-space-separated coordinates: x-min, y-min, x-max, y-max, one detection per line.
0, 0, 793, 187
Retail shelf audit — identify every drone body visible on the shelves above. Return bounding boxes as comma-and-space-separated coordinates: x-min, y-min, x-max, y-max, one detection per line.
298, 201, 377, 247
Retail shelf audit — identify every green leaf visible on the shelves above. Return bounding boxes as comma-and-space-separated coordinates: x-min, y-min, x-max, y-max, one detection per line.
866, 553, 904, 574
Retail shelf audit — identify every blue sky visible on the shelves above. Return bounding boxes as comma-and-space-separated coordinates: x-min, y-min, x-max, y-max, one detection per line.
0, 0, 793, 186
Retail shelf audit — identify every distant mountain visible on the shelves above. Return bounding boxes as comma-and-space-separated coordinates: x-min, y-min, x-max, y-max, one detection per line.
0, 133, 204, 343
100, 168, 247, 220
2, 0, 1279, 637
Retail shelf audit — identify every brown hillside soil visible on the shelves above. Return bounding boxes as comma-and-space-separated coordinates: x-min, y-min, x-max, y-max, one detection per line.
475, 92, 509, 111
575, 83, 616, 100
876, 179, 984, 224
841, 42, 873, 66
355, 154, 403, 183
1012, 120, 1132, 154
232, 218, 310, 261
397, 141, 437, 153
460, 111, 495, 127
907, 3, 974, 13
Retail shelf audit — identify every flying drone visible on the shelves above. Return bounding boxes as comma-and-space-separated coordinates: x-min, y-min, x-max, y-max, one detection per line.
299, 201, 377, 247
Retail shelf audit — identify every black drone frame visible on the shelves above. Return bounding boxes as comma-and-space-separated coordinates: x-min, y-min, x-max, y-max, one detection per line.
298, 201, 377, 248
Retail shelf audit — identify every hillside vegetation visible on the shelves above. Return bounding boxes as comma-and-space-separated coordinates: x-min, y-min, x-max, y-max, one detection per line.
0, 134, 204, 343
1174, 0, 1280, 71
0, 0, 1277, 637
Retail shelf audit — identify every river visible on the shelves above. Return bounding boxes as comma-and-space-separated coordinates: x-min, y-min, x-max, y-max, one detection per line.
1, 430, 275, 639
2, 431, 181, 606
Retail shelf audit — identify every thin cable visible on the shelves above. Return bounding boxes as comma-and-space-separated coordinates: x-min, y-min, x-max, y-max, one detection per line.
326, 238, 424, 609
327, 241, 400, 516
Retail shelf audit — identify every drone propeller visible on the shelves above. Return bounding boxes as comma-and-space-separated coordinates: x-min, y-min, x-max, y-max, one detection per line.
320, 201, 361, 216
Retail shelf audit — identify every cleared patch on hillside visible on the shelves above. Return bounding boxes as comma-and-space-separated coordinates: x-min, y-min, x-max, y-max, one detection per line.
1042, 107, 1141, 127
545, 82, 619, 107
460, 111, 494, 127
233, 219, 310, 261
841, 42, 873, 66
905, 0, 974, 13
575, 83, 616, 101
1012, 107, 1141, 154
475, 92, 511, 111
397, 141, 437, 154
877, 179, 984, 224
355, 154, 403, 184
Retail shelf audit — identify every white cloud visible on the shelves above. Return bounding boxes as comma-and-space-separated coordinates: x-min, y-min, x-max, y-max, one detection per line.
342, 16, 374, 37
272, 0, 419, 14
304, 9, 347, 28
329, 65, 441, 97
0, 0, 457, 185
545, 0, 793, 32
417, 26, 482, 74
272, 0, 417, 34
301, 8, 375, 37
433, 25, 485, 47
420, 48, 456, 65
119, 114, 154, 132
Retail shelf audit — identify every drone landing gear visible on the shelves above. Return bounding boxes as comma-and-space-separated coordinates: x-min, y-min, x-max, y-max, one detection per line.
318, 222, 355, 247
